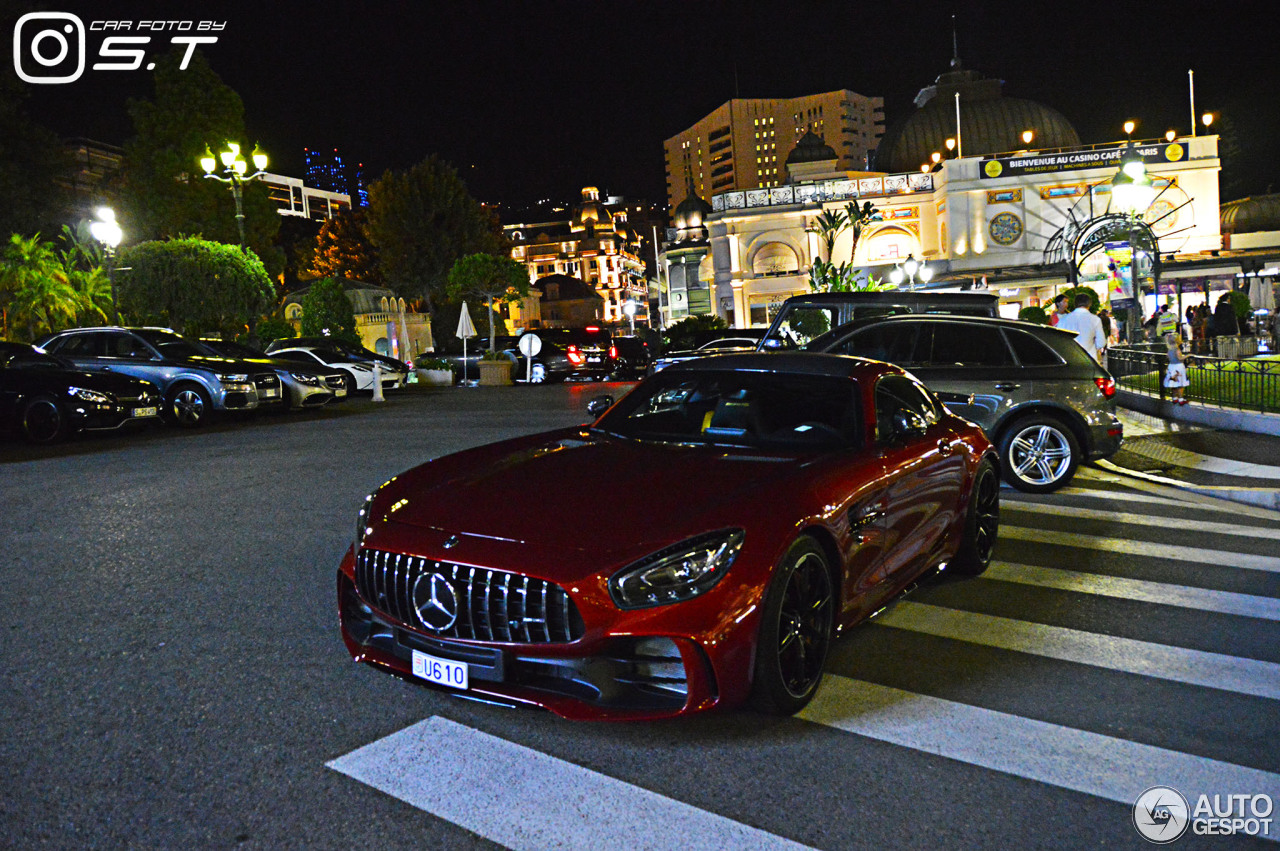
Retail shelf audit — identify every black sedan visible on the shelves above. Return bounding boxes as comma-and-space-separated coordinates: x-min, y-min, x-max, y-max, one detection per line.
0, 341, 162, 443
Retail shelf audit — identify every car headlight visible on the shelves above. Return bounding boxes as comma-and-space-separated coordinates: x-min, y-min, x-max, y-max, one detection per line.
68, 386, 111, 404
609, 529, 744, 609
217, 372, 249, 382
290, 371, 320, 385
355, 492, 375, 547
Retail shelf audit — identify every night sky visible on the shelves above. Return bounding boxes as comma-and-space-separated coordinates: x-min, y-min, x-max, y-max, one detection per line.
9, 0, 1279, 211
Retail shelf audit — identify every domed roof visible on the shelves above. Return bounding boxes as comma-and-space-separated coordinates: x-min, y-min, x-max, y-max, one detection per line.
1221, 194, 1280, 234
786, 131, 837, 165
874, 67, 1080, 174
573, 186, 613, 229
673, 179, 712, 244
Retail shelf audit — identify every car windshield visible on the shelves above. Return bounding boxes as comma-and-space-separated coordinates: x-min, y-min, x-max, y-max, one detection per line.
1, 349, 69, 370
596, 370, 861, 451
134, 329, 205, 359
204, 340, 265, 359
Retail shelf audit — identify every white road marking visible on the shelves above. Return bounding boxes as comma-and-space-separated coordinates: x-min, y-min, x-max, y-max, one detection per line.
1053, 485, 1203, 510
984, 561, 1280, 621
327, 716, 817, 851
873, 601, 1280, 700
999, 525, 1280, 573
1002, 501, 1280, 540
799, 676, 1280, 823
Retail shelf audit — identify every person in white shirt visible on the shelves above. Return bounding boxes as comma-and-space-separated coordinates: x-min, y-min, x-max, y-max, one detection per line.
1055, 294, 1107, 361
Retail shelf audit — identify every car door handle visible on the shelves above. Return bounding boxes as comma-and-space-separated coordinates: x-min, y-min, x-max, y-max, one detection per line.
994, 382, 1020, 391
936, 438, 956, 456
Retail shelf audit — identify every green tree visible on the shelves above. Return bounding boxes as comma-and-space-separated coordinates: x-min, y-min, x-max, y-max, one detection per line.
59, 224, 115, 326
806, 200, 884, 293
0, 234, 81, 341
445, 254, 530, 352
115, 237, 274, 338
309, 208, 381, 283
299, 277, 359, 345
365, 155, 499, 313
662, 314, 727, 352
0, 80, 73, 237
118, 48, 282, 275
1019, 305, 1050, 324
254, 315, 295, 347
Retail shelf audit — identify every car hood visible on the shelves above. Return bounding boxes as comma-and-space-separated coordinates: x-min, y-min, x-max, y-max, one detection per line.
376, 428, 806, 557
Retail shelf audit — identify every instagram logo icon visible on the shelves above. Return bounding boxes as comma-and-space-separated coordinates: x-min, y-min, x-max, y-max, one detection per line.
13, 12, 86, 84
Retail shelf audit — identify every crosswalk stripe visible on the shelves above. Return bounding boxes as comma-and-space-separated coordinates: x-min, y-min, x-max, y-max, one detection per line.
1002, 501, 1280, 540
327, 716, 816, 851
872, 601, 1280, 700
984, 561, 1280, 621
1054, 486, 1201, 509
799, 676, 1280, 819
999, 525, 1280, 573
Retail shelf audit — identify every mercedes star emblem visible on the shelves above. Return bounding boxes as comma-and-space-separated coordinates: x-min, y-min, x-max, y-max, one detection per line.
411, 572, 458, 632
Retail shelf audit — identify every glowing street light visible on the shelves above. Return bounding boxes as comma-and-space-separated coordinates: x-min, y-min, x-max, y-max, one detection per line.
888, 254, 932, 291
89, 207, 123, 324
1123, 120, 1137, 138
1201, 112, 1215, 130
200, 141, 270, 249
1021, 129, 1035, 146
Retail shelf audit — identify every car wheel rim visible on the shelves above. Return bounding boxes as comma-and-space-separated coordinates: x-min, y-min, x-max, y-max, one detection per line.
1008, 424, 1072, 486
973, 467, 1000, 564
172, 390, 205, 426
776, 552, 832, 698
23, 399, 61, 443
531, 364, 546, 383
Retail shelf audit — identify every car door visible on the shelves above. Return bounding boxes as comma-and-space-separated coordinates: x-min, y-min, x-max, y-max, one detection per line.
870, 374, 967, 585
95, 331, 169, 387
906, 320, 1020, 433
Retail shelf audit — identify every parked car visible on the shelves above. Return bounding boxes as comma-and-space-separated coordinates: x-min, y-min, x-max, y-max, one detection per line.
265, 336, 410, 374
433, 336, 517, 384
338, 353, 999, 719
0, 341, 162, 443
759, 291, 999, 350
35, 326, 281, 428
806, 314, 1123, 492
610, 336, 653, 379
199, 339, 347, 409
267, 344, 406, 393
508, 326, 615, 383
649, 332, 766, 375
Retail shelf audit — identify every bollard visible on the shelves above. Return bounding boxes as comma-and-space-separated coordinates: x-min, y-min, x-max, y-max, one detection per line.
371, 363, 384, 402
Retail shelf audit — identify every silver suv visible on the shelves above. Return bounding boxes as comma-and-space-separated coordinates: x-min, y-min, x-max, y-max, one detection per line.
36, 326, 281, 427
808, 315, 1123, 492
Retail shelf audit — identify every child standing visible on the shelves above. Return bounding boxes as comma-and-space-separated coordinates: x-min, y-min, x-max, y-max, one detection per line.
1164, 332, 1190, 405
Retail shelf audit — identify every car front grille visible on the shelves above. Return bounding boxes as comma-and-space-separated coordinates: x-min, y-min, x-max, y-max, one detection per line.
355, 548, 584, 644
253, 372, 281, 394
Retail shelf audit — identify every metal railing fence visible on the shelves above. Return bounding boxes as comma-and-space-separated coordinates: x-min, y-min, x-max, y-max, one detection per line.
1107, 345, 1280, 415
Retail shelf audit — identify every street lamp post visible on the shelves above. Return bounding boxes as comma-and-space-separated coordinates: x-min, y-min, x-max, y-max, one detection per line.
1111, 144, 1156, 343
623, 299, 637, 335
200, 142, 269, 249
888, 254, 933, 290
88, 207, 123, 324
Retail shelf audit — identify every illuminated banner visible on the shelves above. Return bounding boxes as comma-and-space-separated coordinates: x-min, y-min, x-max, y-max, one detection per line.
980, 142, 1187, 179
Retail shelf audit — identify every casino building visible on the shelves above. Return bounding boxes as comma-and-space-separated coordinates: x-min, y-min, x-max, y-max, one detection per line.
694, 60, 1238, 329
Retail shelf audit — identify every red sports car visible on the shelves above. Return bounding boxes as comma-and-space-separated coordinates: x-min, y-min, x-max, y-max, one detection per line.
337, 354, 999, 720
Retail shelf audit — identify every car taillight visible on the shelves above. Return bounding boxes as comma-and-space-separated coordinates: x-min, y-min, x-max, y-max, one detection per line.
567, 344, 585, 366
1095, 376, 1116, 397
609, 345, 618, 359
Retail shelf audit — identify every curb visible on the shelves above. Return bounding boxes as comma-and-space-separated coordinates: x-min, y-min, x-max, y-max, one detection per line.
1095, 459, 1280, 512
1118, 390, 1280, 436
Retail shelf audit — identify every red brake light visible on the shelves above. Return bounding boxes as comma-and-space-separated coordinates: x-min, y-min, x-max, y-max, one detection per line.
1095, 377, 1116, 397
567, 344, 585, 366
609, 345, 619, 359
585, 325, 600, 332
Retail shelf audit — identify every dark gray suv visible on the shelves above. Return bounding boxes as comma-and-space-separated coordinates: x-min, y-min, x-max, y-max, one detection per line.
807, 315, 1123, 492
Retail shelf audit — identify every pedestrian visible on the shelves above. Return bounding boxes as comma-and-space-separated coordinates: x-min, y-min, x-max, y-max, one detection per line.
1212, 293, 1239, 337
1163, 332, 1190, 405
1098, 309, 1113, 346
1056, 293, 1107, 361
1191, 304, 1210, 354
1048, 294, 1070, 327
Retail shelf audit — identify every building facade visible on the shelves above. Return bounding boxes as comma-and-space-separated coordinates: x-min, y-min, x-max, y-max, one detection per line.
505, 187, 648, 326
283, 281, 433, 362
662, 90, 885, 211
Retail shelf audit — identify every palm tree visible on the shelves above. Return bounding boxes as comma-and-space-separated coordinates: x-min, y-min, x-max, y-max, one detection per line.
1, 233, 83, 341
59, 224, 115, 325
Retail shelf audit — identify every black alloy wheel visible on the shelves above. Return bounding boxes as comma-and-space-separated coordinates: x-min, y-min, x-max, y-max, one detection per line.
951, 458, 1000, 576
20, 395, 68, 444
998, 415, 1080, 493
166, 384, 211, 428
752, 536, 834, 715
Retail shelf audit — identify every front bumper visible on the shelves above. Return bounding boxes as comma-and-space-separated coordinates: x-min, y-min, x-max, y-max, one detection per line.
336, 547, 746, 720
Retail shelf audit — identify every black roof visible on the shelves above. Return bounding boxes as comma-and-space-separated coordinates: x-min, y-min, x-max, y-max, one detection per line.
666, 352, 895, 378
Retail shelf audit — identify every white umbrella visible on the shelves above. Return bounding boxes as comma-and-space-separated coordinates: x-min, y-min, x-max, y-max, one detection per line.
1248, 277, 1276, 312
456, 302, 477, 385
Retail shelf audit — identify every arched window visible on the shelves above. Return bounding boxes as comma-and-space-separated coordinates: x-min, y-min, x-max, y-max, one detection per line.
751, 242, 799, 276
859, 225, 918, 265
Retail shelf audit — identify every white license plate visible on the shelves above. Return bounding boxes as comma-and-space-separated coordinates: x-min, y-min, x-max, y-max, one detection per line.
262, 389, 279, 398
411, 649, 468, 690
133, 406, 158, 418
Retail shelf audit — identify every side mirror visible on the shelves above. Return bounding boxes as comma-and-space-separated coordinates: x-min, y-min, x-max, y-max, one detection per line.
891, 408, 928, 438
587, 395, 614, 417
761, 337, 784, 350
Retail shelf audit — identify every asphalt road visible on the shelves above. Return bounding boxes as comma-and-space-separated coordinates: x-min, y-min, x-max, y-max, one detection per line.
2, 384, 1278, 850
